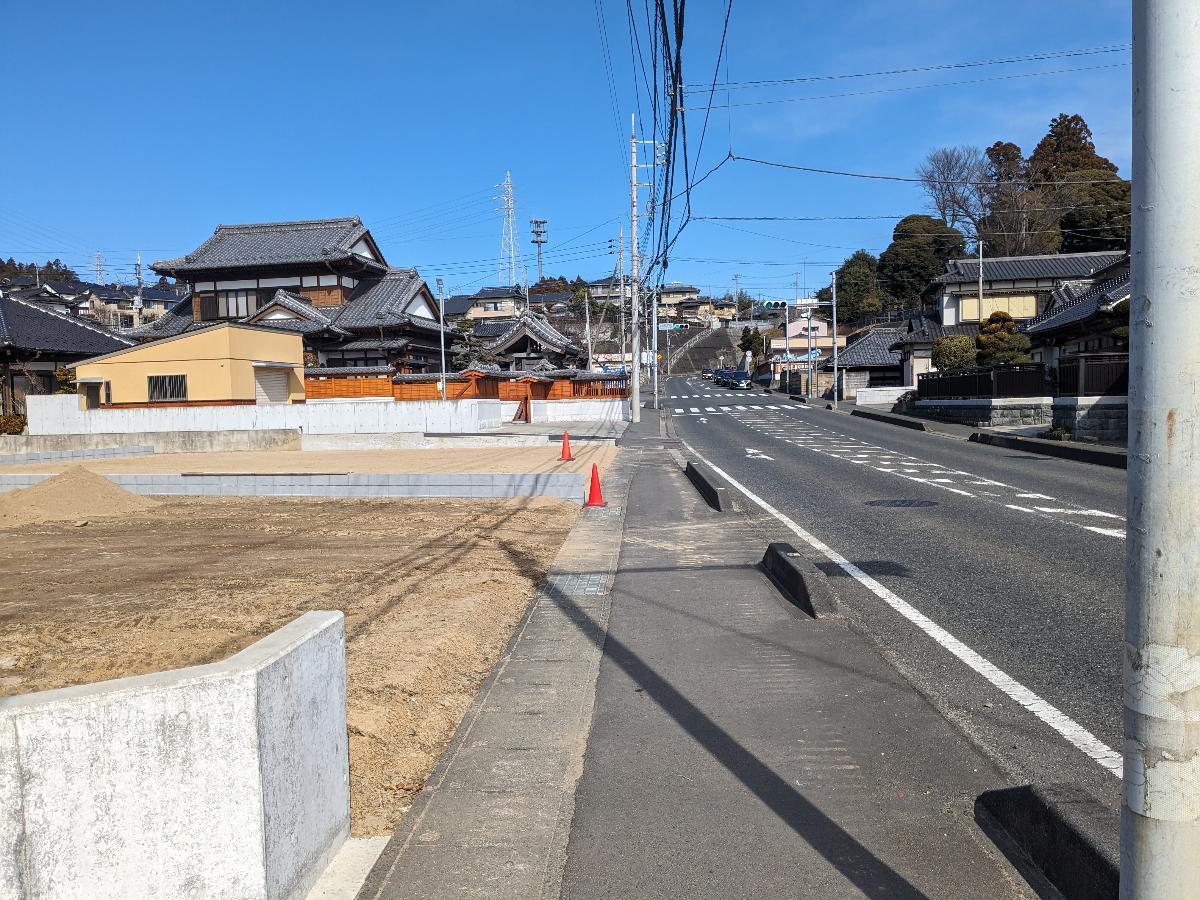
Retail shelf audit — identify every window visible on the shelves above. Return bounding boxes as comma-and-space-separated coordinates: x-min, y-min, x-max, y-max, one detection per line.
217, 290, 259, 318
959, 294, 1038, 322
148, 374, 187, 402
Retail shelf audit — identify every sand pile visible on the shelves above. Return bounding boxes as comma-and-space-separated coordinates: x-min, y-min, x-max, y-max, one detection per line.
0, 466, 160, 528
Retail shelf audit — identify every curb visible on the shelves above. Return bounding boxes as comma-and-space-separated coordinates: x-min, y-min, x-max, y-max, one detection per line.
788, 395, 808, 404
969, 432, 1127, 469
759, 542, 838, 619
850, 408, 928, 431
684, 460, 729, 512
976, 784, 1118, 900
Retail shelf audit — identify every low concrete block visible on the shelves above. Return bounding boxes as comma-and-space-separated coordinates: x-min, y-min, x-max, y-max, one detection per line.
760, 543, 838, 619
0, 612, 348, 900
684, 460, 728, 512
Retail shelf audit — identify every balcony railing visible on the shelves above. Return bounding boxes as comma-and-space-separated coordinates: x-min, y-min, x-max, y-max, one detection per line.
1056, 353, 1128, 397
917, 364, 1050, 400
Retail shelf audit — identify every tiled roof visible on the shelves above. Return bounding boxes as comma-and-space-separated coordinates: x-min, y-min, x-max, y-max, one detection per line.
152, 217, 385, 275
334, 337, 411, 351
474, 286, 524, 300
443, 295, 476, 316
933, 251, 1126, 286
337, 269, 434, 330
0, 296, 134, 355
485, 311, 582, 354
1024, 272, 1132, 335
305, 366, 394, 376
889, 314, 978, 349
528, 291, 573, 305
129, 295, 200, 339
472, 319, 515, 338
824, 327, 903, 370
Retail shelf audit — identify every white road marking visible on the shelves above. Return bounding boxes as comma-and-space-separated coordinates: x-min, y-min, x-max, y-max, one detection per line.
1085, 526, 1127, 538
674, 408, 684, 414
1035, 507, 1125, 519
690, 407, 700, 413
680, 443, 1123, 779
1017, 493, 1055, 500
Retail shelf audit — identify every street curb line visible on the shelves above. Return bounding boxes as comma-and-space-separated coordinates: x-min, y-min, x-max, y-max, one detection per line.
788, 395, 808, 403
976, 784, 1118, 900
759, 542, 839, 619
683, 460, 728, 512
969, 432, 1127, 469
850, 408, 928, 431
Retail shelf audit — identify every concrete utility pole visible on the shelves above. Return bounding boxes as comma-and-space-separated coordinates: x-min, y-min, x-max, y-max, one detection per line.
977, 237, 984, 316
651, 284, 660, 409
435, 278, 447, 400
530, 219, 547, 282
583, 280, 593, 372
733, 273, 740, 322
133, 251, 144, 329
617, 227, 627, 377
629, 115, 641, 423
831, 272, 839, 409
1123, 5, 1200, 898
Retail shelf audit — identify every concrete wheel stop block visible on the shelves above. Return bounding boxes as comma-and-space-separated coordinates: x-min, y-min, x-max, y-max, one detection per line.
683, 460, 730, 512
975, 783, 1118, 900
760, 542, 839, 619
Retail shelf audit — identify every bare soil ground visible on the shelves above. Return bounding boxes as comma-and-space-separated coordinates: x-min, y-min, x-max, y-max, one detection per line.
0, 488, 578, 836
0, 444, 617, 476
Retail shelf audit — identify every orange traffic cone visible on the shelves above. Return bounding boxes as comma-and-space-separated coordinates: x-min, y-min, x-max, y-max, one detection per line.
585, 463, 606, 507
560, 431, 574, 461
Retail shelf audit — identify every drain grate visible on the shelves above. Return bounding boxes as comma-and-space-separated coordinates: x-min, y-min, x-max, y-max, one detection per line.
864, 499, 939, 508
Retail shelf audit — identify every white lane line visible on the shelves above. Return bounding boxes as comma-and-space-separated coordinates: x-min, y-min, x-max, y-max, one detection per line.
1035, 507, 1125, 519
1085, 526, 1127, 538
674, 408, 684, 414
681, 442, 1123, 778
690, 407, 700, 413
705, 407, 716, 412
1017, 493, 1055, 500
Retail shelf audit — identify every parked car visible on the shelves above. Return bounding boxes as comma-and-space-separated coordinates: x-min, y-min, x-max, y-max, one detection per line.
701, 368, 713, 379
729, 370, 753, 390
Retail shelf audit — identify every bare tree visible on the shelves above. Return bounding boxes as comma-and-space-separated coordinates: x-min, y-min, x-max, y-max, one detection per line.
916, 146, 987, 238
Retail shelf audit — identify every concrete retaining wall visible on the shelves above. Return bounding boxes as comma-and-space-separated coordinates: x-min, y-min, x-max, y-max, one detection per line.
0, 428, 300, 455
1052, 396, 1128, 444
530, 398, 628, 424
0, 471, 587, 502
26, 395, 504, 437
0, 445, 152, 466
915, 397, 1052, 427
854, 386, 914, 407
0, 611, 348, 900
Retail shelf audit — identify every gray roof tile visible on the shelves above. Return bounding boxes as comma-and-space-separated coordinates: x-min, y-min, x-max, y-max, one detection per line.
933, 251, 1126, 285
1024, 272, 1131, 335
0, 296, 134, 355
824, 327, 903, 369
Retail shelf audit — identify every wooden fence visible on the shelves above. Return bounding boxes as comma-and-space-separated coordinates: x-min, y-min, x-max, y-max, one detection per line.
304, 370, 629, 403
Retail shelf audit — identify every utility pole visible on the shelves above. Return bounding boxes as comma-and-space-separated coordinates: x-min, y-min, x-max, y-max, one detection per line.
977, 236, 984, 316
651, 283, 660, 409
530, 218, 547, 282
133, 251, 144, 329
733, 273, 740, 322
1123, 5, 1200, 898
617, 228, 627, 377
583, 282, 593, 372
629, 116, 641, 423
831, 272, 840, 409
435, 278, 447, 400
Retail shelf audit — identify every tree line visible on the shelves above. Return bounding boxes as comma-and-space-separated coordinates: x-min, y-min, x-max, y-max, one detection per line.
815, 113, 1129, 324
0, 258, 80, 282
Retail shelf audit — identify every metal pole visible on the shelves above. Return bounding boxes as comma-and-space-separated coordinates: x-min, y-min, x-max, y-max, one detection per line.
978, 237, 984, 318
629, 114, 641, 423
618, 228, 626, 378
435, 277, 447, 400
651, 285, 659, 409
831, 273, 839, 408
806, 305, 814, 399
1123, 5, 1200, 898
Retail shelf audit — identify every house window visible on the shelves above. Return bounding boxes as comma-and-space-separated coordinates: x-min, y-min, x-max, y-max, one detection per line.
148, 374, 187, 402
217, 290, 259, 318
959, 294, 1038, 322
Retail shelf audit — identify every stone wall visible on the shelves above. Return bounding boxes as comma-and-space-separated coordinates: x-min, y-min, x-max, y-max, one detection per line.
915, 397, 1053, 427
1052, 396, 1128, 444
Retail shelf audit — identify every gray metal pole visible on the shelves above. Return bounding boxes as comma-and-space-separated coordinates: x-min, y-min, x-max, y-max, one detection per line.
630, 115, 641, 423
436, 277, 447, 401
651, 285, 659, 409
1123, 5, 1200, 898
806, 307, 814, 399
831, 273, 839, 408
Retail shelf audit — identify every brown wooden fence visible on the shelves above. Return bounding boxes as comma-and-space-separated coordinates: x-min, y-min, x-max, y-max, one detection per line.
304, 370, 628, 402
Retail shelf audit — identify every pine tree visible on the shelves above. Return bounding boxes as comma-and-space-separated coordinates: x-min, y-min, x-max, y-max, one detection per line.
976, 311, 1033, 367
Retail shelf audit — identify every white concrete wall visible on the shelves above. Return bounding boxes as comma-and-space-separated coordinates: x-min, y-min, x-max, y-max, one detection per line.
532, 398, 629, 424
0, 612, 347, 900
27, 394, 503, 437
854, 386, 914, 407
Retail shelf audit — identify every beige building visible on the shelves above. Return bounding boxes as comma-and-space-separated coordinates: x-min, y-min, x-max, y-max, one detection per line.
73, 323, 304, 407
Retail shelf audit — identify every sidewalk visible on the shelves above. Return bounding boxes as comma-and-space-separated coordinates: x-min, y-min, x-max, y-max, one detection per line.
359, 415, 1034, 899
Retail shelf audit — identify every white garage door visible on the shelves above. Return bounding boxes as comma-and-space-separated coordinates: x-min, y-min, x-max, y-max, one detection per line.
254, 369, 290, 404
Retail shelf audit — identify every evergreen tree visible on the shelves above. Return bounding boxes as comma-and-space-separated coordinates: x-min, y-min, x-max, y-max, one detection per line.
877, 215, 966, 310
817, 250, 883, 324
931, 335, 977, 371
976, 311, 1033, 367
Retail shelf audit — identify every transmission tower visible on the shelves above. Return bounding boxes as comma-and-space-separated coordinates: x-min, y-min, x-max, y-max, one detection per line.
530, 219, 548, 282
93, 250, 105, 284
497, 172, 518, 286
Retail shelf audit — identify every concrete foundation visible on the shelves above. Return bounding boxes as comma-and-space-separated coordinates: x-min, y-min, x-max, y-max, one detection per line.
915, 397, 1053, 428
0, 612, 348, 900
0, 429, 299, 454
855, 386, 915, 407
1052, 396, 1128, 444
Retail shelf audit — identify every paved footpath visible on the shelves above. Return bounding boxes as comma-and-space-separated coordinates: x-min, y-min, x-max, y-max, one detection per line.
361, 415, 1036, 899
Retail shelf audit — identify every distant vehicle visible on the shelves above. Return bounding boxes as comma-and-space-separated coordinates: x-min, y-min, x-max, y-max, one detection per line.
714, 368, 730, 385
701, 368, 713, 379
729, 370, 753, 390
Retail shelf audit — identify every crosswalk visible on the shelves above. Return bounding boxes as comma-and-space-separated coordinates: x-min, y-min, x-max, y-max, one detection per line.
673, 404, 787, 415
669, 393, 757, 399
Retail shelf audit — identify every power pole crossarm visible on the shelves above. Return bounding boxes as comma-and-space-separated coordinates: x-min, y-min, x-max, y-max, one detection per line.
1122, 6, 1200, 899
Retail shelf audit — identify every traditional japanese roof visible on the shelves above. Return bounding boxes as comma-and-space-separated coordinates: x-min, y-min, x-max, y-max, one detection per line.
474, 286, 524, 300
1024, 272, 1132, 336
337, 268, 438, 330
527, 291, 573, 306
889, 313, 979, 350
485, 311, 582, 355
932, 251, 1126, 286
151, 217, 386, 275
392, 372, 470, 383
334, 337, 411, 351
247, 292, 349, 337
824, 327, 903, 370
472, 319, 515, 339
129, 295, 200, 339
443, 295, 477, 316
305, 366, 394, 376
0, 295, 134, 355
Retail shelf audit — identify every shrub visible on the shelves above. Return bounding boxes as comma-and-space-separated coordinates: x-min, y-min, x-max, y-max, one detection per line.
0, 414, 28, 435
976, 311, 1032, 367
930, 335, 976, 372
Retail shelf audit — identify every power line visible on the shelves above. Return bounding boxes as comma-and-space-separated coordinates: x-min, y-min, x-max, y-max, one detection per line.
681, 43, 1130, 92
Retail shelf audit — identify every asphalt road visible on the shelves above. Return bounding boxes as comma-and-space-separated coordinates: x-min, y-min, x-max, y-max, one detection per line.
663, 373, 1126, 812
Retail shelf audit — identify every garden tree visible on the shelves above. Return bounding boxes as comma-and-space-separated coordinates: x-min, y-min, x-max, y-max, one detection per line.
876, 215, 966, 310
975, 311, 1033, 367
930, 335, 977, 372
977, 140, 1062, 256
0, 258, 79, 282
54, 368, 77, 394
450, 318, 498, 369
738, 326, 764, 361
530, 275, 572, 295
815, 250, 883, 324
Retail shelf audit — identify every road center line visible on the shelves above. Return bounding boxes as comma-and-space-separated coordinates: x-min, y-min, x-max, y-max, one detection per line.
680, 441, 1123, 778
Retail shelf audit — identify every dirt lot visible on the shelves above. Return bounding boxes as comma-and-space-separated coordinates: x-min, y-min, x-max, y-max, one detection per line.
0, 482, 579, 836
0, 444, 617, 476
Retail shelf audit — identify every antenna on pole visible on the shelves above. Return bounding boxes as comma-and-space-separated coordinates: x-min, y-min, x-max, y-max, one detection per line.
530, 219, 547, 283
498, 172, 518, 286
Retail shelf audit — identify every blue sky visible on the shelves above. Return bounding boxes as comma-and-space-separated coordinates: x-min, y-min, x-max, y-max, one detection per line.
1, 0, 1130, 298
